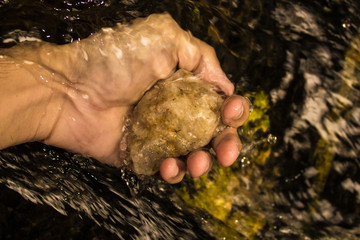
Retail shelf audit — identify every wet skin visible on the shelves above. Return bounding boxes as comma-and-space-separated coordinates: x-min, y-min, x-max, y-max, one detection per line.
0, 13, 250, 184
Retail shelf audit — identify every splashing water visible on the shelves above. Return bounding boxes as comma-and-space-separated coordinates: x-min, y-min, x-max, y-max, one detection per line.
1, 0, 360, 239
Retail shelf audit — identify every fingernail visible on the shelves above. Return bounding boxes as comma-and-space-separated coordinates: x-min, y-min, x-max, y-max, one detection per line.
168, 162, 186, 183
232, 103, 244, 121
171, 165, 180, 179
205, 158, 213, 174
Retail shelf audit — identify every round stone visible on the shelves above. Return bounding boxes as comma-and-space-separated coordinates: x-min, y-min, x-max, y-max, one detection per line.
128, 69, 225, 175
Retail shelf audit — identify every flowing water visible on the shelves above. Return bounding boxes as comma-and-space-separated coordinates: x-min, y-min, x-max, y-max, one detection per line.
1, 0, 360, 239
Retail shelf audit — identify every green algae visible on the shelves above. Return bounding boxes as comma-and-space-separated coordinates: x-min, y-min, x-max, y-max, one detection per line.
178, 164, 240, 222
177, 162, 268, 239
240, 90, 272, 167
243, 90, 270, 134
312, 139, 335, 196
308, 138, 335, 219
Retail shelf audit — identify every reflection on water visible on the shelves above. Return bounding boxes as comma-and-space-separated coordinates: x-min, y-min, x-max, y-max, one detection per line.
1, 0, 360, 239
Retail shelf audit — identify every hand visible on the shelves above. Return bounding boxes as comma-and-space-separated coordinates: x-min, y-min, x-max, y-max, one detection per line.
3, 13, 250, 183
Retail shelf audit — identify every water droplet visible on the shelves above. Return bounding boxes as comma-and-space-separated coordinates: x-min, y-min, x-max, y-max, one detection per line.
342, 23, 350, 28
267, 134, 277, 144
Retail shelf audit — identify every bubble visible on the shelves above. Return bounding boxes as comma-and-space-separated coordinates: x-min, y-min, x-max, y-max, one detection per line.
267, 134, 277, 145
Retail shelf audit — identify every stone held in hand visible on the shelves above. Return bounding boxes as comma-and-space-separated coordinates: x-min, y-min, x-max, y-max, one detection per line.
128, 69, 225, 175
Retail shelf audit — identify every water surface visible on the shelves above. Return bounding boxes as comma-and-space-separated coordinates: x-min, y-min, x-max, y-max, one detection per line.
1, 0, 360, 239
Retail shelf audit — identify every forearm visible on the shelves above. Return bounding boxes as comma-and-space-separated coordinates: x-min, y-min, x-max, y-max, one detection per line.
0, 52, 66, 149
0, 42, 77, 84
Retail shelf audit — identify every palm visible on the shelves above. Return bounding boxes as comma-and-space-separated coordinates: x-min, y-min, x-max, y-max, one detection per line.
51, 97, 129, 165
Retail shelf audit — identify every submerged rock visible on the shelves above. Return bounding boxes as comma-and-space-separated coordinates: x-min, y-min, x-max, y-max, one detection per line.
128, 69, 225, 175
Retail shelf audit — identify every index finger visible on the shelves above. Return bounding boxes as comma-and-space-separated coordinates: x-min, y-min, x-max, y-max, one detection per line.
177, 32, 234, 96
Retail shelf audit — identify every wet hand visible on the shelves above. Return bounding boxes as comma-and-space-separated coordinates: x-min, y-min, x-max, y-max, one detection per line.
13, 13, 249, 183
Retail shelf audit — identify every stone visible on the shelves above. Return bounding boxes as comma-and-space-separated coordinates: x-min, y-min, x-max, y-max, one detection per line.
128, 69, 225, 175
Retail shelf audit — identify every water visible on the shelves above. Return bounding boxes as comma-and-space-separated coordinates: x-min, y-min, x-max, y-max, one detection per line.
1, 0, 360, 239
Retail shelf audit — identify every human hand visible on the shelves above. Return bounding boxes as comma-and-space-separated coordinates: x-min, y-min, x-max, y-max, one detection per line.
6, 13, 249, 183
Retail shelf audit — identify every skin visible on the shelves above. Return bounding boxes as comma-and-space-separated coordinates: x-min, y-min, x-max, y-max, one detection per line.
0, 13, 250, 184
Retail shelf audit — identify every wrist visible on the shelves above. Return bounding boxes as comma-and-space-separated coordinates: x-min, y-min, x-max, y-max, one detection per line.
0, 52, 67, 149
1, 42, 78, 84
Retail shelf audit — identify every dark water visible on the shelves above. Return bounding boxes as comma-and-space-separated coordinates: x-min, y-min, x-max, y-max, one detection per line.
1, 0, 360, 239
